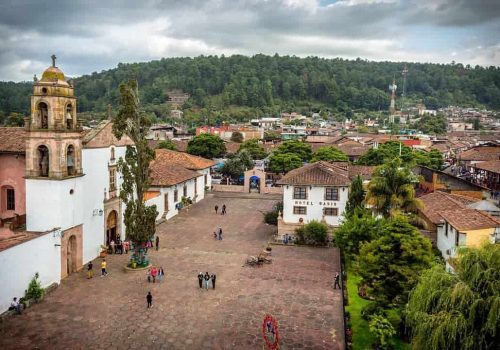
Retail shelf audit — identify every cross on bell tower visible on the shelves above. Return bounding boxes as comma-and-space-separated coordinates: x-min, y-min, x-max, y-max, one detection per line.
51, 54, 57, 67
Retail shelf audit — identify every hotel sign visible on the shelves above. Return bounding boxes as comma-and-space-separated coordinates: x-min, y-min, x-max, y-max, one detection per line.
294, 201, 337, 207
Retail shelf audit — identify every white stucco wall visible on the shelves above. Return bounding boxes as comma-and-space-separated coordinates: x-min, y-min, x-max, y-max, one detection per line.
147, 176, 205, 222
26, 177, 84, 232
81, 146, 127, 263
0, 232, 61, 312
437, 223, 467, 260
282, 185, 348, 226
198, 168, 212, 190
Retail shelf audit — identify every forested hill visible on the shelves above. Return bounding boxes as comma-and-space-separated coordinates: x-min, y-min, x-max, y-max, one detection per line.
1, 54, 500, 117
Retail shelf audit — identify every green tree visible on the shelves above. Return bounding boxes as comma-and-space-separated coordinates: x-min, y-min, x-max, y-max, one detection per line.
268, 152, 302, 174
112, 80, 158, 265
220, 149, 253, 179
238, 138, 267, 160
357, 141, 414, 166
366, 158, 421, 218
230, 131, 244, 143
357, 217, 434, 305
295, 220, 329, 246
334, 208, 385, 261
156, 139, 176, 150
413, 149, 443, 170
345, 175, 365, 215
264, 131, 281, 141
187, 133, 226, 159
407, 243, 500, 350
274, 140, 312, 162
369, 314, 396, 350
5, 112, 24, 126
311, 146, 349, 162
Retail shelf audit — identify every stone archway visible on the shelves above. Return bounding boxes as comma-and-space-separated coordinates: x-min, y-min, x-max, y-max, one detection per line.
67, 235, 77, 275
106, 210, 118, 245
244, 168, 266, 193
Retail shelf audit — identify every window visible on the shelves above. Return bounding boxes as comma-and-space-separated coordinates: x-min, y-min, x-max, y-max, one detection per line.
195, 180, 198, 196
110, 147, 115, 161
325, 187, 339, 201
323, 207, 338, 216
293, 186, 307, 199
183, 184, 187, 197
109, 168, 116, 191
38, 102, 48, 129
204, 174, 207, 186
6, 189, 15, 210
174, 189, 178, 202
164, 194, 169, 212
293, 206, 307, 215
66, 104, 73, 129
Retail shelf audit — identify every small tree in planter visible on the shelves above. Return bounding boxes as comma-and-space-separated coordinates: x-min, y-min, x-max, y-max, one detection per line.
295, 220, 329, 246
112, 80, 158, 268
25, 272, 44, 302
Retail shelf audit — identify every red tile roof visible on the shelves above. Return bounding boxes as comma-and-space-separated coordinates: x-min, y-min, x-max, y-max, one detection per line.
0, 127, 26, 153
471, 160, 500, 174
419, 191, 479, 225
154, 149, 215, 170
438, 209, 500, 231
277, 161, 351, 186
149, 161, 199, 187
459, 146, 500, 161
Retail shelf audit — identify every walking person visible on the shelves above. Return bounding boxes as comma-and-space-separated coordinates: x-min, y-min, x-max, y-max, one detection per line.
221, 204, 226, 215
214, 205, 219, 214
101, 258, 107, 276
87, 261, 93, 279
147, 268, 151, 283
334, 272, 341, 289
158, 267, 164, 283
204, 272, 210, 290
198, 272, 204, 289
211, 273, 216, 289
155, 236, 160, 251
146, 291, 153, 309
151, 266, 158, 283
218, 227, 223, 240
110, 240, 115, 254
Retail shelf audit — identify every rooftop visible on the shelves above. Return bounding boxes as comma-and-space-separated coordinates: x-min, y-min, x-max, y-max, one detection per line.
471, 159, 500, 174
438, 208, 500, 231
419, 191, 480, 225
154, 149, 215, 170
459, 146, 500, 161
277, 161, 351, 186
149, 161, 199, 187
0, 127, 26, 154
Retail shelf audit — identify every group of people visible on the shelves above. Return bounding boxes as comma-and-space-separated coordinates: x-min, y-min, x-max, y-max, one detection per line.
213, 227, 223, 240
197, 272, 216, 290
86, 258, 108, 278
147, 266, 165, 283
109, 239, 130, 255
214, 204, 227, 215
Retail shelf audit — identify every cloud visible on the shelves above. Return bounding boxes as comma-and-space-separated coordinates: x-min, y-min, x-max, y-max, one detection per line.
0, 0, 498, 81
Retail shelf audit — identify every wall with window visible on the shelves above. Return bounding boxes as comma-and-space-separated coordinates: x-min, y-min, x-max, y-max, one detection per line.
0, 153, 26, 217
282, 184, 348, 226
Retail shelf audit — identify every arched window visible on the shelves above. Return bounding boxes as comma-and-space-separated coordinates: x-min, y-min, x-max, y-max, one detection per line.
67, 145, 75, 176
110, 147, 115, 161
37, 145, 49, 176
66, 104, 73, 129
38, 102, 49, 129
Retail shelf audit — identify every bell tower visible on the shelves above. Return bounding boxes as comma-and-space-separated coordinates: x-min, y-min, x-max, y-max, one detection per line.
25, 55, 84, 232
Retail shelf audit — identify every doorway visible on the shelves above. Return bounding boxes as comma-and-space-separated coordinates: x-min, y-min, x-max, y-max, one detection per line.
249, 175, 261, 193
67, 235, 77, 275
106, 210, 118, 245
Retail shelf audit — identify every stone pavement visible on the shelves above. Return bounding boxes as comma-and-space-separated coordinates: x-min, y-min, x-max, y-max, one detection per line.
0, 193, 344, 350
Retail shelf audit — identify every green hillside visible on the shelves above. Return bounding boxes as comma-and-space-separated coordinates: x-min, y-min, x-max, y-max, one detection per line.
1, 55, 499, 124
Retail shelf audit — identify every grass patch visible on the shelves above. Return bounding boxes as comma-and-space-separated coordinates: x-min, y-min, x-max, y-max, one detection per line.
346, 270, 411, 350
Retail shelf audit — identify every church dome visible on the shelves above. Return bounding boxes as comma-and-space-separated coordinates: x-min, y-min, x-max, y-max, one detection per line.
40, 66, 68, 85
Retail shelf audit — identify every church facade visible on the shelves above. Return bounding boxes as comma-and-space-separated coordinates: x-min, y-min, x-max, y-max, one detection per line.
0, 59, 132, 311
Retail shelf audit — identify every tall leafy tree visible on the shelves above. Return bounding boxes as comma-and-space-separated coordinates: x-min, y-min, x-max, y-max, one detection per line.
238, 138, 267, 160
274, 140, 312, 162
407, 243, 500, 350
311, 146, 349, 162
345, 174, 365, 215
366, 158, 422, 218
187, 133, 226, 159
112, 80, 158, 262
268, 152, 302, 174
357, 217, 434, 306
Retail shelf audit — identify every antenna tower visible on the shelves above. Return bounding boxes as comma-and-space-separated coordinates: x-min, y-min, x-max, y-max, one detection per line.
401, 65, 408, 112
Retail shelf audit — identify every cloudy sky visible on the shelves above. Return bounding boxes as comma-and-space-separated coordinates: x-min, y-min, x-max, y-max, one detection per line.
0, 0, 499, 81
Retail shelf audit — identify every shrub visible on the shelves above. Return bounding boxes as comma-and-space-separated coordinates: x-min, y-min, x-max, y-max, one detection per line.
368, 314, 396, 349
361, 303, 386, 320
264, 210, 278, 225
25, 272, 44, 301
295, 220, 329, 246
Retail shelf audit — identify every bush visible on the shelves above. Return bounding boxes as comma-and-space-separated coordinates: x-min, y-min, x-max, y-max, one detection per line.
295, 220, 329, 246
264, 210, 279, 225
25, 272, 44, 301
368, 314, 396, 349
361, 303, 386, 320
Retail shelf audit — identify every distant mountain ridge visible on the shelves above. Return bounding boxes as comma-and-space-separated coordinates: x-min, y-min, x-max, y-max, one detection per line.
1, 54, 499, 117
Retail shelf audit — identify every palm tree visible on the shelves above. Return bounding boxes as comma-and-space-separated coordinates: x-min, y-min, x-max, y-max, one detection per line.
365, 157, 422, 218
